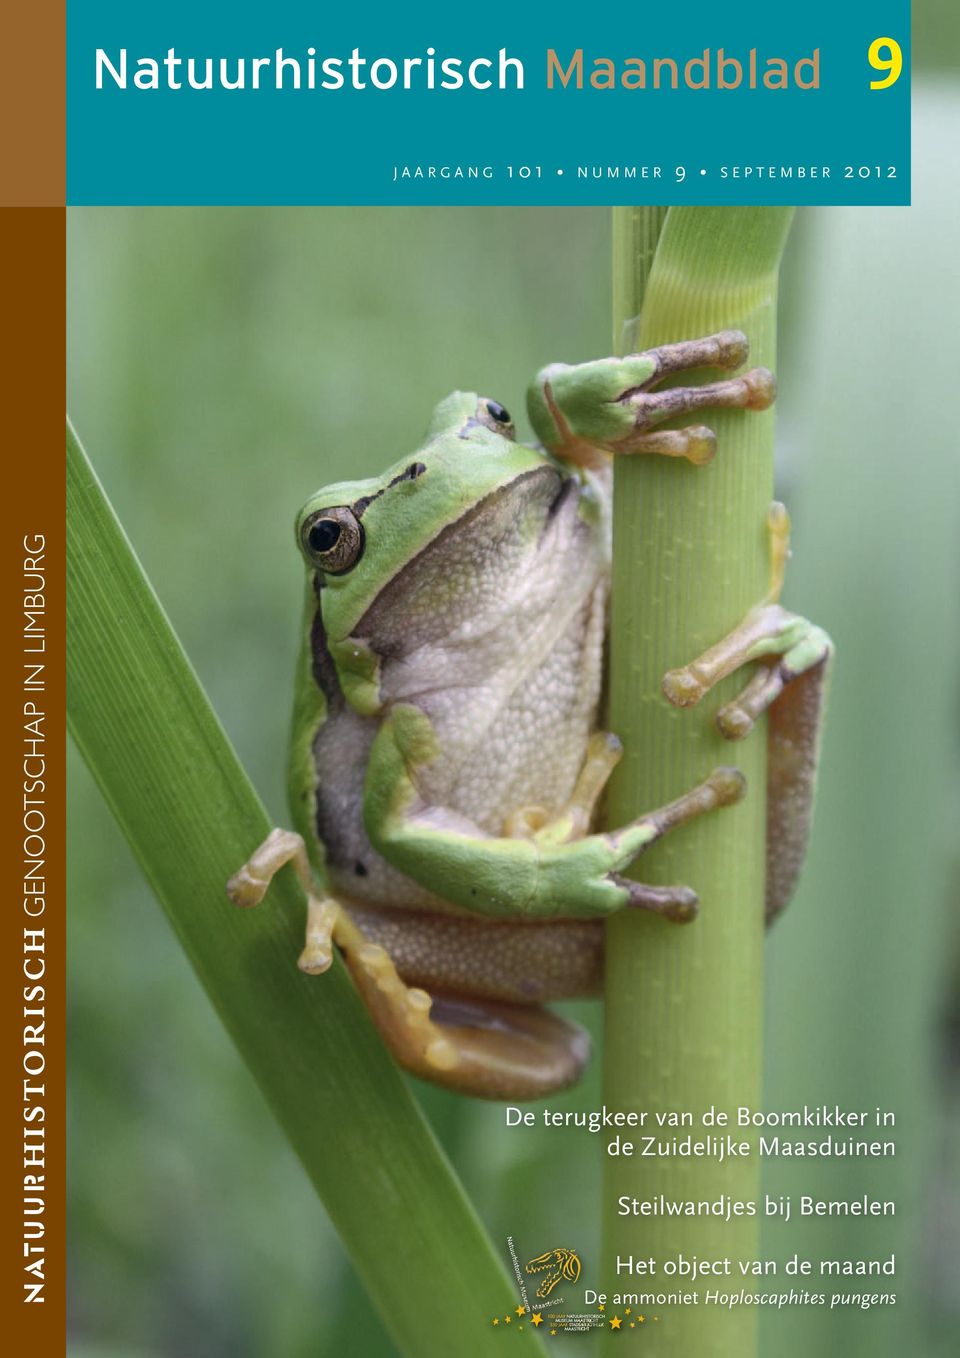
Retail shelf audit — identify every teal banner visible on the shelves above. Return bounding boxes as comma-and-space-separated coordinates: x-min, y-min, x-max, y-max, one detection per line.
67, 1, 910, 204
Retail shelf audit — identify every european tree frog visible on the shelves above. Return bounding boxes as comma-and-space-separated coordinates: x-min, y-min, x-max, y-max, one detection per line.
228, 332, 831, 1100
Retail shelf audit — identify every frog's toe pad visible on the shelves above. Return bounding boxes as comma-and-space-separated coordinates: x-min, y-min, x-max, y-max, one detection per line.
226, 866, 265, 909
408, 994, 591, 1101
611, 876, 700, 922
661, 666, 707, 707
297, 944, 333, 974
716, 703, 755, 740
707, 765, 748, 805
713, 329, 751, 368
744, 366, 777, 409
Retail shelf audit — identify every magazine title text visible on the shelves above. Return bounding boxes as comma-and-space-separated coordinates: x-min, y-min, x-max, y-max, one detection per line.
95, 46, 826, 94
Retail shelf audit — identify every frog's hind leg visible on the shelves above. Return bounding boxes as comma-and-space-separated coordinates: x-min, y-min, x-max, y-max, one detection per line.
228, 829, 588, 1096
407, 992, 591, 1101
660, 504, 833, 922
332, 904, 591, 1099
338, 907, 592, 1097
330, 904, 591, 1101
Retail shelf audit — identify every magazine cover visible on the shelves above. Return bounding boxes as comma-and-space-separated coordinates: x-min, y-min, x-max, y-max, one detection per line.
3, 1, 958, 1355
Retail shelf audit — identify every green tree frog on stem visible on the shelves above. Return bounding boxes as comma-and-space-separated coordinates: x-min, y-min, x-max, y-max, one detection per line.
228, 331, 832, 1101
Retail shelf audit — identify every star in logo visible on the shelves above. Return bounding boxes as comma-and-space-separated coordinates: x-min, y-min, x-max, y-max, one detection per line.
531, 1313, 544, 1327
609, 1315, 622, 1330
515, 1305, 526, 1317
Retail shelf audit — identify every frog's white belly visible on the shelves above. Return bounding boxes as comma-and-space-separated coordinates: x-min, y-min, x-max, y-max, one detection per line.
316, 483, 611, 915
316, 570, 608, 915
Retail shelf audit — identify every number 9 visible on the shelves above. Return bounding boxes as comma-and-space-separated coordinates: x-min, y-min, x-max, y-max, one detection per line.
868, 37, 902, 90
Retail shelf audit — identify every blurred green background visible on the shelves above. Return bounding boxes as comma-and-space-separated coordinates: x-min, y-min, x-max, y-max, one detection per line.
67, 86, 958, 1358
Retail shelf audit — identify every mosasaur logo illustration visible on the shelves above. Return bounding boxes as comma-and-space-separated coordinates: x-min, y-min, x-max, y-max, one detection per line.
526, 1246, 582, 1298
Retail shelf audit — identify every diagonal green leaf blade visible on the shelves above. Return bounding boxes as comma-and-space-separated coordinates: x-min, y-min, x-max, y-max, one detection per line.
67, 421, 544, 1358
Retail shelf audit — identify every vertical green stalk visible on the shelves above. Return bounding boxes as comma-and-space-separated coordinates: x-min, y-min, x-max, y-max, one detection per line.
601, 208, 794, 1357
612, 206, 669, 347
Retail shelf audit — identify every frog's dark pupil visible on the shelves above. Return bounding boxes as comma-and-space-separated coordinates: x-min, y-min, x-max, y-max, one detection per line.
309, 519, 341, 554
486, 400, 511, 424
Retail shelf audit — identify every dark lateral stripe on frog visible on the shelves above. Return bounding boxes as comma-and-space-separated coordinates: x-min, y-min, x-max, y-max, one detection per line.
351, 461, 427, 519
544, 473, 578, 523
388, 460, 427, 487
309, 586, 345, 708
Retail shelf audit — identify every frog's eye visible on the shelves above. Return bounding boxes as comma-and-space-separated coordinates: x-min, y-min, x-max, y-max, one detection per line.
301, 506, 364, 575
476, 397, 515, 439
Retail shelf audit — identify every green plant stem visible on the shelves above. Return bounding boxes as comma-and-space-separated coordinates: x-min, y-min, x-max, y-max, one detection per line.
67, 425, 545, 1358
601, 208, 794, 1357
612, 206, 668, 352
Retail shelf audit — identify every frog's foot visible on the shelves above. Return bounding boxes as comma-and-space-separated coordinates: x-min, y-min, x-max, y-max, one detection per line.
501, 735, 714, 922
661, 503, 833, 740
503, 737, 726, 922
331, 922, 591, 1098
596, 766, 746, 922
227, 828, 459, 1074
529, 330, 775, 469
659, 505, 834, 921
504, 731, 623, 843
621, 333, 775, 465
524, 766, 746, 925
227, 827, 341, 972
400, 992, 591, 1101
338, 938, 460, 1078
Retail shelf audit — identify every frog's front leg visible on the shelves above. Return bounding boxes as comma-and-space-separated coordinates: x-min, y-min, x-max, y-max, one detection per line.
365, 708, 746, 924
661, 504, 834, 921
227, 829, 459, 1074
527, 329, 775, 470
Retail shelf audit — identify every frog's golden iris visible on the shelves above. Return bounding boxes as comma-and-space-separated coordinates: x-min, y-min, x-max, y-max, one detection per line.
301, 505, 363, 575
